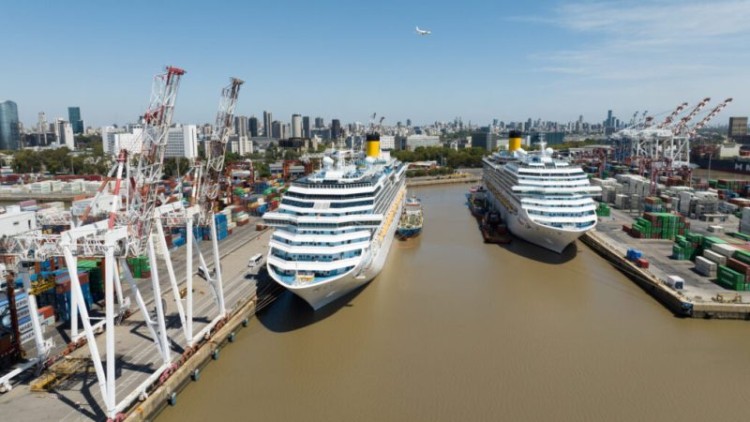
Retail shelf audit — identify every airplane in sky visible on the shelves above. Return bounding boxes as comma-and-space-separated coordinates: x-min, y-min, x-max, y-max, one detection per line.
415, 26, 431, 36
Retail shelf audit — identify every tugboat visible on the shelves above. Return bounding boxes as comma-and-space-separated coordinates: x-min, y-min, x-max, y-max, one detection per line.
397, 196, 423, 240
467, 186, 487, 218
467, 186, 511, 244
480, 210, 512, 244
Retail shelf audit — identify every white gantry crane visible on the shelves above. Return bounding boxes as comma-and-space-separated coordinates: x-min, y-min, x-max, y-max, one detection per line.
154, 77, 243, 347
3, 66, 186, 419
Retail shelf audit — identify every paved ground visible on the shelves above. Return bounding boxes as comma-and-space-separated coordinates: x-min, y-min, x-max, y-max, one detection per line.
0, 219, 274, 421
595, 206, 750, 303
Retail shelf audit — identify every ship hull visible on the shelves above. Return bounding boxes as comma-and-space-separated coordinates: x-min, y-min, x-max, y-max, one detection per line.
269, 187, 405, 310
485, 189, 588, 253
396, 226, 422, 239
691, 156, 750, 175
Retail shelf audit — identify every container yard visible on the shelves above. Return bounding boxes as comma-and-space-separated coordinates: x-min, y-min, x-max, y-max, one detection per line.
0, 175, 292, 420
0, 69, 305, 421
585, 177, 750, 319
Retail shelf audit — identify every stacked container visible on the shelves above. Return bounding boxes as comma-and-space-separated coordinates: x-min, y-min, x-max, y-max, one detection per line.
54, 272, 93, 322
716, 265, 748, 291
595, 202, 610, 217
695, 256, 718, 278
740, 208, 750, 235
126, 256, 151, 278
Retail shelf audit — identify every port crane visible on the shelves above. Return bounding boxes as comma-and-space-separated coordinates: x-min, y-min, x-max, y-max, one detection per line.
154, 77, 243, 347
672, 97, 711, 135
657, 102, 689, 129
2, 66, 186, 419
689, 98, 733, 137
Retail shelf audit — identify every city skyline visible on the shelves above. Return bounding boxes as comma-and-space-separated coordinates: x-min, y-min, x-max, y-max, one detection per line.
1, 0, 748, 128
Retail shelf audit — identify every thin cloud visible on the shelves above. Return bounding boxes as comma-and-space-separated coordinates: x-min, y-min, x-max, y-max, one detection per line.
534, 0, 750, 80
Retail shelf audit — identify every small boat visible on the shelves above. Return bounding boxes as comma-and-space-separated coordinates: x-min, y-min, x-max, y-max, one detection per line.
480, 211, 511, 244
467, 187, 487, 218
397, 196, 423, 239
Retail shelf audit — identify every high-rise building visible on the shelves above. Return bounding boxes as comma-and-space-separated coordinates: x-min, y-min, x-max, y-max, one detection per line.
0, 100, 21, 150
314, 117, 324, 129
102, 125, 143, 155
228, 135, 253, 156
55, 119, 75, 150
729, 117, 748, 138
68, 106, 84, 134
331, 119, 341, 139
263, 111, 273, 137
271, 121, 282, 139
406, 118, 412, 127
165, 124, 198, 159
249, 116, 259, 137
234, 115, 249, 137
291, 114, 302, 138
302, 116, 311, 138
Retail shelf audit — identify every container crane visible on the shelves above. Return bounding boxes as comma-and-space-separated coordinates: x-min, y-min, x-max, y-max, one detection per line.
3, 66, 186, 419
673, 97, 710, 135
657, 102, 688, 129
154, 78, 243, 348
689, 98, 733, 137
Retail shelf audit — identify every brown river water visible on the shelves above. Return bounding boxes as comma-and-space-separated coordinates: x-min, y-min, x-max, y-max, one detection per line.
159, 183, 750, 422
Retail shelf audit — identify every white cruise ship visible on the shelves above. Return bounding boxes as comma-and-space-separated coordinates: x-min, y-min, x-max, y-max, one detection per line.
262, 134, 407, 310
482, 133, 601, 253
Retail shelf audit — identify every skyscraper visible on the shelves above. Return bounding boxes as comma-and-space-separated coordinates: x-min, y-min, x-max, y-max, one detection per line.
55, 119, 75, 150
291, 114, 302, 138
271, 121, 282, 139
314, 117, 324, 129
164, 124, 199, 159
0, 100, 21, 150
331, 119, 341, 139
249, 116, 259, 137
234, 115, 249, 137
68, 106, 84, 134
263, 111, 273, 137
302, 116, 311, 138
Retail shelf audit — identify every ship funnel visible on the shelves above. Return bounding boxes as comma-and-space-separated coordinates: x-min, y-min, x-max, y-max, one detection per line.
366, 133, 381, 158
509, 130, 522, 152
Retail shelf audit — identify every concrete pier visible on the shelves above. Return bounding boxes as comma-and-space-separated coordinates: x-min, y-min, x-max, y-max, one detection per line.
0, 223, 281, 421
583, 208, 750, 320
406, 173, 480, 187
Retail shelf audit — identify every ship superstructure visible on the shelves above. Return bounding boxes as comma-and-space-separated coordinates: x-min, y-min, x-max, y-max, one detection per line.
482, 132, 601, 253
263, 134, 407, 309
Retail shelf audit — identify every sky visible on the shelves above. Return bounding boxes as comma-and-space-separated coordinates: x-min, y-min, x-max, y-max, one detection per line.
1, 0, 749, 129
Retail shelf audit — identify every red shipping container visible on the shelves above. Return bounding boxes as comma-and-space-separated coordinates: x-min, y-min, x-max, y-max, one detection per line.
727, 257, 750, 276
38, 305, 54, 320
636, 258, 649, 268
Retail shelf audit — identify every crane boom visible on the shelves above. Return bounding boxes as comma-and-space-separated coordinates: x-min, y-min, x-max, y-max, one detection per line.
657, 102, 688, 129
194, 77, 244, 225
673, 97, 710, 135
690, 98, 733, 136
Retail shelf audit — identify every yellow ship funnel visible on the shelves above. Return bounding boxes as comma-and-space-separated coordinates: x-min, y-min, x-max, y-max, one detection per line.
366, 133, 381, 158
509, 130, 522, 151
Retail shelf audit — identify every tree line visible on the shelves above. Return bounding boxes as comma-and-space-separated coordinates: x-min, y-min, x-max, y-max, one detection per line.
391, 146, 488, 168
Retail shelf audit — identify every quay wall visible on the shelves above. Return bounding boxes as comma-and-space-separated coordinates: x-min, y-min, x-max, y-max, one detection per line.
406, 175, 480, 187
581, 231, 750, 320
124, 296, 258, 421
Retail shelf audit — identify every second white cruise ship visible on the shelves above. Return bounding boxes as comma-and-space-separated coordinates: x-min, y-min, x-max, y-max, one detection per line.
482, 132, 601, 253
263, 134, 407, 310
